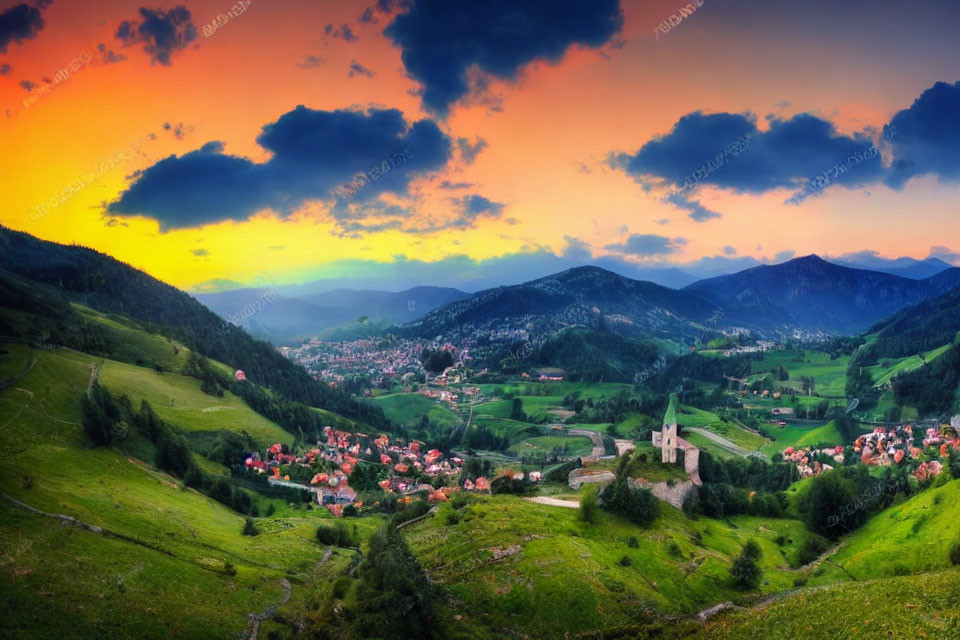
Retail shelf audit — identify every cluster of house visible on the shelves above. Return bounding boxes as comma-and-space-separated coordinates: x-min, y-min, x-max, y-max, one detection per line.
243, 426, 500, 517
779, 424, 959, 479
281, 337, 433, 385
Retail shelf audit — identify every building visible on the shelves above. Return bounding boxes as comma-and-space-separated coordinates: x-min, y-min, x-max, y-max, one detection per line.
652, 394, 680, 463
651, 394, 701, 485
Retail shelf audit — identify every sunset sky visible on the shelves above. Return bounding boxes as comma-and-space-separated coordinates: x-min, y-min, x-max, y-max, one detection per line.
2, 0, 960, 292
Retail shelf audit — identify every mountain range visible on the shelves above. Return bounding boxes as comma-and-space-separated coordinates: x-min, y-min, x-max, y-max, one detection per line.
407, 256, 960, 342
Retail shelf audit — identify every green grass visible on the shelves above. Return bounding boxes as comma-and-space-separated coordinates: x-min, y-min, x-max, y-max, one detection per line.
0, 345, 374, 639
476, 381, 633, 401
813, 477, 960, 583
507, 435, 594, 457
750, 350, 850, 397
677, 406, 767, 452
0, 342, 33, 383
98, 358, 293, 446
866, 343, 952, 388
74, 305, 195, 374
373, 392, 463, 430
403, 495, 815, 638
699, 568, 960, 639
759, 420, 842, 457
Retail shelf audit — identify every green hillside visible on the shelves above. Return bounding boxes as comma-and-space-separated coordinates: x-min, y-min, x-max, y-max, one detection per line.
98, 358, 293, 445
403, 495, 816, 638
373, 392, 463, 430
0, 345, 359, 639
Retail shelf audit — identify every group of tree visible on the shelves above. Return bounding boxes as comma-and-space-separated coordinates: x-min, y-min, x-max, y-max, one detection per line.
81, 384, 261, 517
420, 347, 454, 374
309, 524, 441, 640
598, 453, 660, 526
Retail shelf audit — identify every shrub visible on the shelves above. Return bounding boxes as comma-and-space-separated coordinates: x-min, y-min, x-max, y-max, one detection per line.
774, 535, 787, 546
730, 542, 762, 589
265, 503, 276, 517
241, 517, 260, 537
224, 560, 237, 576
627, 536, 639, 548
579, 484, 600, 524
795, 537, 828, 566
445, 510, 461, 526
600, 480, 660, 527
391, 500, 432, 527
666, 540, 683, 558
793, 576, 807, 588
343, 504, 358, 517
950, 538, 960, 567
618, 555, 632, 567
316, 521, 357, 547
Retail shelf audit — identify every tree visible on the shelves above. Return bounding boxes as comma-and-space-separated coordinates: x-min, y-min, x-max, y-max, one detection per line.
341, 525, 440, 639
730, 540, 762, 589
579, 484, 599, 524
241, 517, 260, 536
804, 471, 858, 537
81, 380, 127, 446
510, 397, 527, 422
600, 480, 660, 526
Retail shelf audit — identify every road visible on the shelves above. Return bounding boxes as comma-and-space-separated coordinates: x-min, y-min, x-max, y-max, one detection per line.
525, 496, 579, 509
685, 427, 751, 457
566, 429, 606, 458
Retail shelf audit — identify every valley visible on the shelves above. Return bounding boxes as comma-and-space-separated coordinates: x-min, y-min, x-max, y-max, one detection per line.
1, 226, 959, 639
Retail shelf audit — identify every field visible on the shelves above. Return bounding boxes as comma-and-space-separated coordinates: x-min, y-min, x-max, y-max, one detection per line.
0, 342, 33, 383
812, 477, 960, 583
403, 494, 817, 638
750, 350, 851, 397
75, 306, 196, 374
507, 434, 594, 457
865, 342, 952, 388
759, 420, 842, 457
373, 392, 463, 430
677, 406, 767, 452
98, 358, 293, 446
0, 345, 366, 638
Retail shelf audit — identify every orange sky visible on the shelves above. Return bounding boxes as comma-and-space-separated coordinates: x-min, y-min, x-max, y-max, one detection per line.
2, 0, 959, 290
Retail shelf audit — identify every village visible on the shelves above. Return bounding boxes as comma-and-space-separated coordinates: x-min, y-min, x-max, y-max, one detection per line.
242, 425, 534, 517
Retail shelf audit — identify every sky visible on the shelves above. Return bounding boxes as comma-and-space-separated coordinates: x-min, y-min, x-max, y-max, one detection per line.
2, 0, 960, 293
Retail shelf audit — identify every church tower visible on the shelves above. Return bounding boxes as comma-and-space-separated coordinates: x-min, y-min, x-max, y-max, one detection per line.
652, 394, 680, 463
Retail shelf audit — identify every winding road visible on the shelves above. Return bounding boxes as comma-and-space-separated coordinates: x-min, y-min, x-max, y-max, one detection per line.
684, 427, 751, 457
566, 429, 606, 458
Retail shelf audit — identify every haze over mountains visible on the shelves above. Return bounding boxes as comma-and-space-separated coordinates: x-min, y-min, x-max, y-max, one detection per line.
193, 252, 960, 345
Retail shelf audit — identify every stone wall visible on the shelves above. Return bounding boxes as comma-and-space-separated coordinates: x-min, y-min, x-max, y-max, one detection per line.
628, 478, 697, 510
568, 469, 616, 490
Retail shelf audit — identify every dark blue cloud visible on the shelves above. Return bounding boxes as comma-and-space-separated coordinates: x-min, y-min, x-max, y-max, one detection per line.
456, 136, 487, 164
611, 111, 884, 202
0, 3, 46, 53
884, 80, 960, 189
116, 6, 196, 66
663, 192, 721, 223
604, 234, 686, 257
324, 23, 358, 42
456, 194, 504, 219
384, 0, 623, 115
109, 107, 453, 230
348, 60, 375, 78
612, 80, 960, 205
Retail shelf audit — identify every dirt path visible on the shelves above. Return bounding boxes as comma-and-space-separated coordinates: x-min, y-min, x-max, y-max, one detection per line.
525, 496, 579, 509
566, 429, 605, 458
87, 364, 100, 394
241, 578, 292, 640
684, 427, 750, 457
